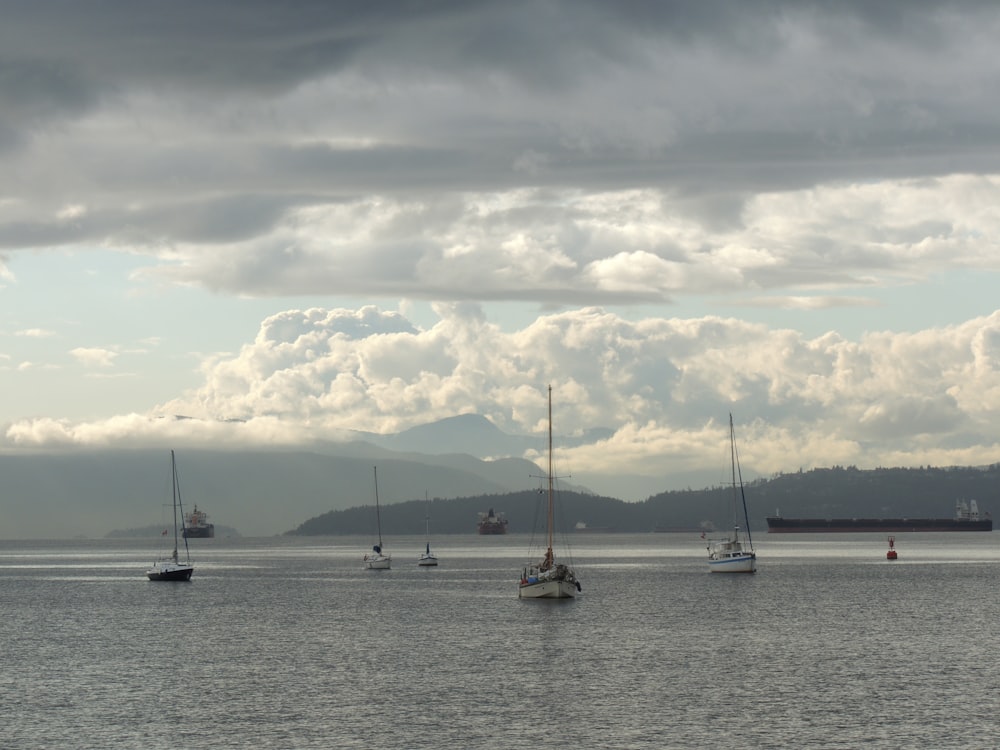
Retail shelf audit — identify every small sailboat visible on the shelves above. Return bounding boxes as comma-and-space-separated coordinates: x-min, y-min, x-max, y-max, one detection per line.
417, 494, 438, 567
518, 385, 581, 599
707, 414, 757, 573
147, 450, 194, 581
363, 466, 391, 570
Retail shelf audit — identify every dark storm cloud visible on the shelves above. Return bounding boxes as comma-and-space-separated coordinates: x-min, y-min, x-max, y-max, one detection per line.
1, 1, 415, 93
3, 0, 1000, 302
3, 0, 993, 131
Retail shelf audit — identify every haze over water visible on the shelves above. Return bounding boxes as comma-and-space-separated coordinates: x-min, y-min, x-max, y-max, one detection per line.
3, 533, 997, 749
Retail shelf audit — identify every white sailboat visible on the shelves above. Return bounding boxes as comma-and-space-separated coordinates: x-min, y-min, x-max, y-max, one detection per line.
707, 414, 757, 573
518, 385, 581, 599
363, 466, 391, 570
147, 450, 194, 582
417, 494, 438, 567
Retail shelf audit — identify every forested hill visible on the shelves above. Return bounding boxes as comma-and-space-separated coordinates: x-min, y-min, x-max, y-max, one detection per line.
742, 464, 1000, 521
290, 489, 644, 536
288, 464, 1000, 535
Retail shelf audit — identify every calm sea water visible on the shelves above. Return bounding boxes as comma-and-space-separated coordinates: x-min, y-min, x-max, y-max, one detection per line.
2, 532, 999, 749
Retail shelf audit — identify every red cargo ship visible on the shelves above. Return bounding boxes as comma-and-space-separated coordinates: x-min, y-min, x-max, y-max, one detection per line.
477, 508, 509, 535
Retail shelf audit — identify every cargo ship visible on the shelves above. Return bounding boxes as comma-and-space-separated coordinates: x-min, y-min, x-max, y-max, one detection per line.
477, 508, 509, 535
766, 499, 992, 533
183, 505, 215, 538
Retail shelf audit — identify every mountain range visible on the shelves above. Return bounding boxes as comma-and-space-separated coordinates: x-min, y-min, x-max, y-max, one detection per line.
1, 412, 995, 539
0, 446, 544, 539
0, 413, 635, 539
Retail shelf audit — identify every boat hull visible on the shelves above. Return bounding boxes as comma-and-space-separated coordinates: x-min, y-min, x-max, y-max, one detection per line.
417, 555, 438, 567
147, 563, 194, 581
518, 578, 578, 599
766, 517, 993, 533
478, 508, 508, 534
708, 553, 756, 573
477, 522, 508, 535
183, 525, 215, 539
364, 555, 391, 570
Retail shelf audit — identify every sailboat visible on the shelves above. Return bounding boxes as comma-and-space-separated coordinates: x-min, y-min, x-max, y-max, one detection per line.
417, 493, 438, 567
147, 450, 194, 581
706, 414, 757, 573
363, 466, 391, 570
518, 385, 581, 599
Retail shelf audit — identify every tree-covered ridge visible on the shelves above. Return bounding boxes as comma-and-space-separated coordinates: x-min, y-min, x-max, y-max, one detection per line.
288, 464, 1000, 535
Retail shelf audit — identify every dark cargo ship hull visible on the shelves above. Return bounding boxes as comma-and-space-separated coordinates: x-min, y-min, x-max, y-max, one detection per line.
477, 523, 508, 535
183, 525, 215, 538
766, 517, 992, 533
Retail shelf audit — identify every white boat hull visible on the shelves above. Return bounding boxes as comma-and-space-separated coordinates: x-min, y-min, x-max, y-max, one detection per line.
708, 553, 756, 573
364, 555, 391, 570
518, 578, 578, 599
417, 555, 438, 567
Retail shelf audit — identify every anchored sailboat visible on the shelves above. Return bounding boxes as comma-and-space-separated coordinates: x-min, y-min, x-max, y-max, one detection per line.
363, 467, 391, 570
706, 414, 757, 573
147, 450, 194, 582
417, 493, 438, 567
518, 385, 581, 599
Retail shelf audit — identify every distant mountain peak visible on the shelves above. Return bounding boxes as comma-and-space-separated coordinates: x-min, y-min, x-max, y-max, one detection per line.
396, 413, 502, 436
379, 413, 522, 457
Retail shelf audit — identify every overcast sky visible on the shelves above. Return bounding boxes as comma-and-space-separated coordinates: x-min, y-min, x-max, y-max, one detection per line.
3, 0, 1000, 494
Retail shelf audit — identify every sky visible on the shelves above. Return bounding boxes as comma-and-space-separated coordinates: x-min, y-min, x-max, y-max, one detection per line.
3, 0, 1000, 495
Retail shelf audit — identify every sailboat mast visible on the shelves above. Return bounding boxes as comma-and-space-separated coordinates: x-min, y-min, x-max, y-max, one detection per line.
171, 450, 179, 560
546, 384, 554, 560
730, 414, 754, 550
729, 414, 738, 532
373, 466, 383, 549
172, 450, 191, 563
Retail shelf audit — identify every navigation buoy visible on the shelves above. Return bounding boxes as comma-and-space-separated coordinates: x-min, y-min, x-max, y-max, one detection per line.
886, 535, 898, 560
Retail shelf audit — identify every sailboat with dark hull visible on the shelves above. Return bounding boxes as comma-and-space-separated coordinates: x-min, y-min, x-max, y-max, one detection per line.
417, 494, 438, 567
147, 450, 194, 582
518, 386, 581, 599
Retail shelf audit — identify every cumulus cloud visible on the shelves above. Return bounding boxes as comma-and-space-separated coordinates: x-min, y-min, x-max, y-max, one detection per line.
123, 177, 1000, 303
8, 305, 1000, 487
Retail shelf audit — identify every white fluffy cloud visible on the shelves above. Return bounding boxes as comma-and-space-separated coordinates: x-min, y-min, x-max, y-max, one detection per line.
9, 305, 1000, 486
120, 176, 1000, 304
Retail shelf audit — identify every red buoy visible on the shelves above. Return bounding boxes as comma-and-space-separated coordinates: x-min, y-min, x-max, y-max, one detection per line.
886, 535, 898, 560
